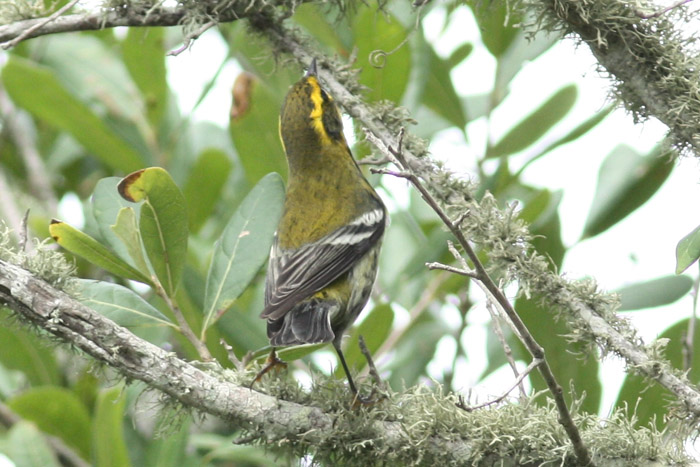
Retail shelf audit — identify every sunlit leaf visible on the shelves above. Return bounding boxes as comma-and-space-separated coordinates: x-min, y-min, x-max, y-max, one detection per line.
49, 220, 153, 285
183, 148, 233, 233
118, 167, 188, 296
337, 304, 394, 377
582, 145, 673, 239
93, 386, 131, 467
202, 173, 285, 333
74, 279, 174, 328
615, 275, 693, 311
5, 421, 60, 467
8, 386, 91, 459
123, 27, 168, 127
487, 85, 578, 159
676, 224, 700, 274
228, 73, 287, 185
616, 318, 700, 429
2, 57, 144, 172
353, 7, 411, 103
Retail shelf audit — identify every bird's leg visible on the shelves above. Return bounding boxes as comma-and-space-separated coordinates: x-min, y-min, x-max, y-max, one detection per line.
249, 348, 287, 388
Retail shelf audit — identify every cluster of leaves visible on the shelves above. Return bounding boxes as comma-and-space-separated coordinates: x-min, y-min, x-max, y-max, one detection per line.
0, 0, 696, 464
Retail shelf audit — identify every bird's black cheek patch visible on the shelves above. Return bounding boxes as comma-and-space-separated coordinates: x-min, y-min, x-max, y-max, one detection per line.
322, 105, 343, 141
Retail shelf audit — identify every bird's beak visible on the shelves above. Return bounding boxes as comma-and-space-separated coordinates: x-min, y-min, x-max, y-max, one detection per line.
305, 58, 318, 77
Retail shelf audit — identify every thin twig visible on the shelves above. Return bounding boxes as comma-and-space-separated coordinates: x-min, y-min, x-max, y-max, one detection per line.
460, 358, 542, 411
635, 0, 693, 18
485, 300, 528, 400
425, 261, 478, 279
167, 20, 217, 56
154, 281, 212, 361
363, 128, 594, 466
19, 210, 29, 253
358, 335, 385, 391
1, 0, 80, 49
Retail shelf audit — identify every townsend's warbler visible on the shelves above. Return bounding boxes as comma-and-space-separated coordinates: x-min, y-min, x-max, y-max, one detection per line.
257, 59, 387, 396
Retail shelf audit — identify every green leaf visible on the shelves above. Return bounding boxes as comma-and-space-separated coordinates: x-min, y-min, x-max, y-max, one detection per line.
537, 106, 613, 157
582, 145, 673, 239
202, 173, 285, 334
353, 7, 411, 103
93, 386, 131, 467
0, 316, 60, 386
182, 148, 233, 233
5, 421, 60, 467
615, 275, 693, 311
337, 304, 394, 377
91, 177, 145, 269
469, 1, 521, 57
111, 208, 151, 276
2, 57, 144, 173
123, 27, 168, 127
49, 220, 153, 285
422, 46, 468, 129
228, 74, 288, 185
74, 279, 174, 328
8, 387, 91, 460
616, 318, 700, 429
676, 224, 700, 274
515, 295, 601, 414
487, 84, 578, 158
118, 167, 189, 297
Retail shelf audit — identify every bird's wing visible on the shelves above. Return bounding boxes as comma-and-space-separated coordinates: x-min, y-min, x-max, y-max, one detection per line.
261, 207, 385, 321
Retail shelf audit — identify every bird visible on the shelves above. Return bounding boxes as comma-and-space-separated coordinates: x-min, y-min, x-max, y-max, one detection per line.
255, 58, 387, 397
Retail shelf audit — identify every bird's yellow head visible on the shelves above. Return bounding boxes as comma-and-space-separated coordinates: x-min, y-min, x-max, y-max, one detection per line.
279, 60, 346, 156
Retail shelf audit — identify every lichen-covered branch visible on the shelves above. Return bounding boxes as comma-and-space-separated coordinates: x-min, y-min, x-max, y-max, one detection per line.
252, 18, 700, 428
522, 0, 700, 155
2, 257, 681, 464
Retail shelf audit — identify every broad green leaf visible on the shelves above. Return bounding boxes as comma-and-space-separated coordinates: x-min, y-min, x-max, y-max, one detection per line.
5, 421, 60, 467
2, 57, 143, 173
74, 279, 174, 328
616, 318, 700, 429
337, 304, 394, 377
93, 386, 131, 467
0, 316, 60, 386
228, 73, 288, 185
469, 0, 521, 57
388, 318, 448, 388
202, 173, 285, 334
8, 387, 91, 459
123, 27, 168, 127
487, 84, 578, 159
422, 46, 468, 129
537, 106, 613, 158
182, 148, 233, 233
145, 417, 192, 467
676, 224, 700, 274
353, 7, 411, 103
515, 295, 601, 414
91, 177, 144, 268
582, 145, 673, 239
293, 3, 347, 54
493, 31, 558, 103
111, 208, 151, 276
118, 167, 189, 297
49, 220, 153, 285
447, 42, 474, 69
615, 275, 693, 311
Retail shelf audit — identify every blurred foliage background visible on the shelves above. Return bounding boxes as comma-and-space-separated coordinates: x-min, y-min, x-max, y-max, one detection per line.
0, 0, 697, 465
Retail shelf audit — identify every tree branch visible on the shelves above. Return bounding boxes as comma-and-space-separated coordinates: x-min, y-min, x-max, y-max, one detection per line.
525, 0, 700, 155
252, 14, 700, 433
